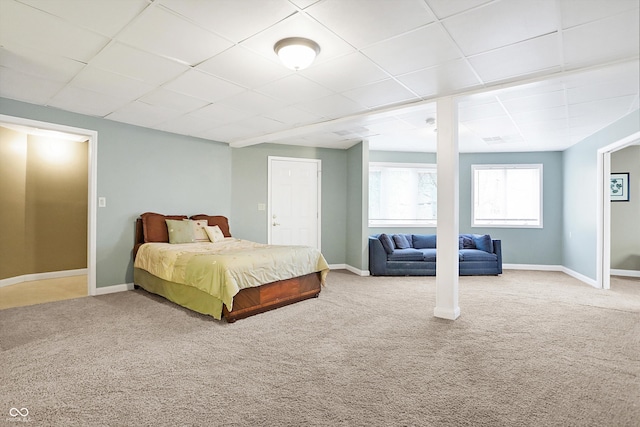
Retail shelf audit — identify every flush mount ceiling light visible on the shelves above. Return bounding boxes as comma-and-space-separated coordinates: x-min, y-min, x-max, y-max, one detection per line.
274, 37, 320, 71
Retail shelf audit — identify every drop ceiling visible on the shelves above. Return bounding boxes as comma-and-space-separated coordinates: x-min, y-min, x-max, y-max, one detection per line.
0, 0, 638, 153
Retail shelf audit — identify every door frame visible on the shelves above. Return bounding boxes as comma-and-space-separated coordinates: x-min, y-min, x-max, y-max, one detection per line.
0, 114, 97, 296
267, 156, 321, 250
596, 130, 640, 289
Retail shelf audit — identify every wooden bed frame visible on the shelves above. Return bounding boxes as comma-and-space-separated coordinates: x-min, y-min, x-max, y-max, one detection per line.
133, 217, 322, 322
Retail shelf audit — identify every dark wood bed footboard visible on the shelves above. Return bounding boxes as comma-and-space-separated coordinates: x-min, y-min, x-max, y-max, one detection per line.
222, 272, 322, 323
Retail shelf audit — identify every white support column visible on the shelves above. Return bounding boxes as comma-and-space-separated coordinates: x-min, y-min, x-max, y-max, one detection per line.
434, 97, 460, 320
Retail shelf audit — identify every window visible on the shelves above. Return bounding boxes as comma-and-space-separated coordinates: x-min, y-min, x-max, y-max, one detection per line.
472, 164, 543, 228
369, 162, 437, 227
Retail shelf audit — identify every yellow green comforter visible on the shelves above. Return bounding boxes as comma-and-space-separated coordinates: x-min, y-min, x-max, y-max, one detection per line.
134, 239, 329, 312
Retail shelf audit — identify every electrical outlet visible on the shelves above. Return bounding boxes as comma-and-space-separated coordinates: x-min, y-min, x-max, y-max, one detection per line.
258, 203, 266, 211
98, 197, 106, 208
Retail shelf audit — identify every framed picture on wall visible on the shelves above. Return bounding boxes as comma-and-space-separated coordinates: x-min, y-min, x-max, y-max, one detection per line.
610, 173, 629, 202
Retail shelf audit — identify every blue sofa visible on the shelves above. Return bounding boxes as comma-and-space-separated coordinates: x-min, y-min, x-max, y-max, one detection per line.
369, 233, 502, 276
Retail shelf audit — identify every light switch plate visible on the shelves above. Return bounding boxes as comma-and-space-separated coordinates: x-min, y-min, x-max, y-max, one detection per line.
98, 197, 106, 207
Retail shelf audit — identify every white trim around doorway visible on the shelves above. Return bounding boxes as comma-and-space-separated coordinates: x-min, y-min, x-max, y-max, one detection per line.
0, 114, 98, 296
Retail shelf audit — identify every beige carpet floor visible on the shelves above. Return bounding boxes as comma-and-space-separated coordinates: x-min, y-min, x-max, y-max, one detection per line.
1, 270, 638, 426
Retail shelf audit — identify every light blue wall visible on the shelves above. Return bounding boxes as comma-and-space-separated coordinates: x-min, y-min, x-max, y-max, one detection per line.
563, 110, 640, 280
368, 150, 564, 266
0, 98, 232, 288
346, 141, 368, 270
230, 143, 348, 264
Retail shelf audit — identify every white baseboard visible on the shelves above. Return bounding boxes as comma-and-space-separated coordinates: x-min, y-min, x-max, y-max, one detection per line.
328, 263, 370, 276
611, 269, 640, 278
95, 283, 134, 295
503, 264, 563, 271
501, 264, 599, 288
0, 268, 88, 289
561, 267, 598, 288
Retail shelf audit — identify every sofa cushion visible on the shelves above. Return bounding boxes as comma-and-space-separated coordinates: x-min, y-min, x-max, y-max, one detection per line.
392, 234, 411, 249
413, 234, 436, 249
459, 249, 497, 262
419, 248, 437, 262
459, 234, 475, 249
473, 234, 494, 253
387, 248, 424, 261
379, 233, 395, 254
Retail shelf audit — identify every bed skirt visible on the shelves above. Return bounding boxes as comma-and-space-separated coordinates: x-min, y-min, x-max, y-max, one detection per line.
133, 268, 322, 322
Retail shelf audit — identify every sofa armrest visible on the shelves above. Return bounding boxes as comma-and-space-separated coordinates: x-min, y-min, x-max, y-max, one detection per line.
492, 239, 502, 274
368, 237, 388, 276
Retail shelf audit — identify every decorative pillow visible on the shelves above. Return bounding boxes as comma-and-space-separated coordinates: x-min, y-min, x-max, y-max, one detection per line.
204, 225, 225, 243
190, 215, 231, 237
166, 219, 195, 244
460, 234, 475, 249
186, 219, 209, 242
141, 212, 188, 243
378, 233, 395, 254
473, 234, 493, 253
413, 234, 436, 249
392, 234, 411, 249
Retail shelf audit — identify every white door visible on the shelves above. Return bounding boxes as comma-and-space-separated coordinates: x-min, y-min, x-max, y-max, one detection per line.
268, 157, 321, 249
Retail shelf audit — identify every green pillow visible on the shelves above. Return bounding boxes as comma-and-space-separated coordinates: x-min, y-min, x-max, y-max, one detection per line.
165, 219, 195, 244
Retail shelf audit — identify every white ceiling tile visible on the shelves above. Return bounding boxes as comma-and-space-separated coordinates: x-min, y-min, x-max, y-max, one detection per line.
307, 0, 436, 48
568, 95, 638, 121
563, 12, 640, 68
218, 90, 287, 116
164, 69, 245, 103
90, 42, 189, 86
510, 106, 568, 126
289, 0, 321, 9
105, 101, 182, 128
362, 24, 461, 75
257, 74, 334, 104
240, 12, 356, 67
17, 0, 148, 37
197, 46, 291, 88
154, 114, 217, 136
0, 66, 66, 105
295, 94, 366, 119
501, 90, 567, 113
159, 0, 296, 42
70, 66, 155, 101
116, 6, 233, 65
458, 100, 506, 122
301, 52, 389, 92
462, 115, 521, 138
567, 79, 640, 106
443, 0, 557, 55
468, 33, 562, 82
48, 85, 131, 117
342, 79, 417, 109
232, 116, 289, 135
425, 0, 492, 19
198, 123, 256, 143
264, 106, 324, 126
397, 59, 481, 97
0, 44, 85, 83
189, 103, 253, 124
560, 0, 639, 29
138, 89, 209, 113
0, 0, 109, 62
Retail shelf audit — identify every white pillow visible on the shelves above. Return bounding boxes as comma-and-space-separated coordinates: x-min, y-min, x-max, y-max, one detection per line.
204, 225, 225, 243
186, 219, 209, 242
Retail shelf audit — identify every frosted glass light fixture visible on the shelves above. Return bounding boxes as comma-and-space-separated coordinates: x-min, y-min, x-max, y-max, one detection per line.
274, 37, 320, 71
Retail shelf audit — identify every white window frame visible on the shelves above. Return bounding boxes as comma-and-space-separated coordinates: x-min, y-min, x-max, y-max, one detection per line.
369, 162, 437, 227
472, 164, 543, 228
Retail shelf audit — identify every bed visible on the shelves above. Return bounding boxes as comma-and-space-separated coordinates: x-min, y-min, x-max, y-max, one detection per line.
132, 212, 329, 322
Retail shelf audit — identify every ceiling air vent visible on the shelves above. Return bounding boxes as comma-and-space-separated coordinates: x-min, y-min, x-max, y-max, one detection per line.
482, 136, 505, 144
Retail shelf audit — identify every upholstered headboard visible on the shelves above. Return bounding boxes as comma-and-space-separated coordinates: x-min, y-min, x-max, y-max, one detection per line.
133, 212, 231, 259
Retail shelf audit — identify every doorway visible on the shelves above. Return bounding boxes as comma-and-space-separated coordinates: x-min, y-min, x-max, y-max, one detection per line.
597, 130, 640, 289
0, 114, 97, 297
267, 156, 321, 249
